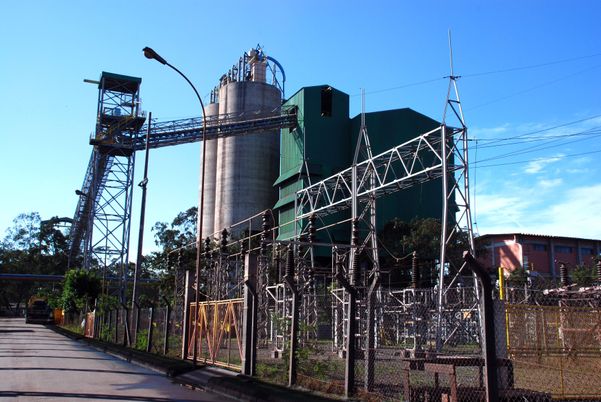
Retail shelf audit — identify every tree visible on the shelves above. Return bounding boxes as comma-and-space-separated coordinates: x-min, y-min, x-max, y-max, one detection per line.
143, 207, 198, 304
506, 267, 529, 287
572, 264, 596, 287
0, 212, 69, 313
379, 217, 471, 288
61, 268, 101, 313
152, 207, 197, 250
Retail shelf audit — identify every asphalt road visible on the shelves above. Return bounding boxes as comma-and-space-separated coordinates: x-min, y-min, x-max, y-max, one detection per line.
0, 317, 224, 401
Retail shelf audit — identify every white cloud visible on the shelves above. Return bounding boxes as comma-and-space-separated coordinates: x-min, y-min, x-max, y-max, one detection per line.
565, 168, 591, 174
538, 178, 563, 189
533, 184, 601, 239
473, 113, 601, 239
471, 124, 510, 139
524, 154, 564, 174
476, 183, 601, 240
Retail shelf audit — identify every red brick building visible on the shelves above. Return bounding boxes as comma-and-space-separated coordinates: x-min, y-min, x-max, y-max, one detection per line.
476, 233, 601, 280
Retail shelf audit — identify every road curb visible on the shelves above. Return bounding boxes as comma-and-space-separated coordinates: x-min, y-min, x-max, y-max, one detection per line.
48, 325, 196, 377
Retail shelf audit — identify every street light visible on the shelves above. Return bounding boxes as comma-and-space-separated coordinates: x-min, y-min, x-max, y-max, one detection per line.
143, 46, 207, 364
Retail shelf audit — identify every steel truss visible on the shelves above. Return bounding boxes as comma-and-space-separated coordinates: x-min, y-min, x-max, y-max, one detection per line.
69, 103, 298, 277
292, 83, 476, 348
70, 73, 143, 307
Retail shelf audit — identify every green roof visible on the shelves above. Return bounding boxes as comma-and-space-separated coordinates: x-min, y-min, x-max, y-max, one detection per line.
100, 71, 142, 93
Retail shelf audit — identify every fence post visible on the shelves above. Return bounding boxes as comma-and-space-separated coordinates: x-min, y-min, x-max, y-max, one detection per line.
163, 297, 171, 356
114, 309, 119, 344
365, 271, 379, 392
283, 245, 299, 387
133, 302, 140, 348
107, 309, 113, 342
121, 304, 130, 347
181, 269, 192, 359
335, 253, 356, 398
147, 304, 155, 353
464, 252, 499, 402
242, 253, 258, 376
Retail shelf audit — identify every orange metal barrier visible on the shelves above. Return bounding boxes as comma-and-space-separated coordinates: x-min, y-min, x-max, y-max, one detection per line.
187, 298, 244, 370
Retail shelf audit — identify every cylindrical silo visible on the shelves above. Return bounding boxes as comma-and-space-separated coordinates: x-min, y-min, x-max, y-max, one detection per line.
200, 101, 219, 239
213, 56, 281, 237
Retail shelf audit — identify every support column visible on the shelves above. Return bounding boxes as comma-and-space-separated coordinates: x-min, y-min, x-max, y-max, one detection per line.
242, 253, 258, 376
181, 269, 192, 359
284, 245, 299, 387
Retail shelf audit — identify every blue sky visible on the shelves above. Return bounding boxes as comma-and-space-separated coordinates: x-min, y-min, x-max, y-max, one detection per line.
1, 1, 600, 255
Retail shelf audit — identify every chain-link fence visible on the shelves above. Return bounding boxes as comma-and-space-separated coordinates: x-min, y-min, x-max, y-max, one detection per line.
64, 303, 185, 359
60, 252, 601, 402
502, 289, 601, 400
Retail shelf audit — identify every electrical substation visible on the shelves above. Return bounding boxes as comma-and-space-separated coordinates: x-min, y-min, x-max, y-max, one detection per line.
67, 46, 559, 401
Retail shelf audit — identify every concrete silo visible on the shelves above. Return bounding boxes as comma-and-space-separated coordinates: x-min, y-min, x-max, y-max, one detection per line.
202, 48, 282, 239
200, 98, 219, 239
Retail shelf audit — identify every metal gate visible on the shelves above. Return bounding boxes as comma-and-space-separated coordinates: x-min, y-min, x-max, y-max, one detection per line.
187, 298, 244, 370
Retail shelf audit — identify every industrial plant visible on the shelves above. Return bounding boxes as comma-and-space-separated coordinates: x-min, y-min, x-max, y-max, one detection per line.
65, 47, 601, 401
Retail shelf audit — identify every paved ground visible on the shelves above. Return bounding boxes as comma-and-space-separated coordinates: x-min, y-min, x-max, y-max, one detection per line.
0, 317, 225, 401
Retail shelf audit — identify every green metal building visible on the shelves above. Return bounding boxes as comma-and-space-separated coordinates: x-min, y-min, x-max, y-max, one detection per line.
274, 85, 443, 241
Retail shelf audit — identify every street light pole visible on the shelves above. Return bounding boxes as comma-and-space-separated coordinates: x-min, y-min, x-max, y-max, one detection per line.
143, 47, 207, 364
131, 112, 152, 314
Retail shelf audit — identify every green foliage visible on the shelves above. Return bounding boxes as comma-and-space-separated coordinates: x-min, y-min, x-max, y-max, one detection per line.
148, 206, 198, 304
34, 287, 62, 309
135, 329, 149, 351
96, 294, 119, 312
152, 207, 197, 250
572, 265, 596, 287
506, 267, 529, 287
61, 268, 101, 313
0, 212, 69, 311
99, 324, 113, 342
379, 217, 471, 287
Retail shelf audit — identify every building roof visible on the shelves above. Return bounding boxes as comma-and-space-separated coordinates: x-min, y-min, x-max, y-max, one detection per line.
476, 232, 601, 243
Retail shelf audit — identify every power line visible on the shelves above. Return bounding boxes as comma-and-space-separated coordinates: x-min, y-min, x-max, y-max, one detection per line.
350, 77, 444, 97
471, 113, 601, 146
473, 148, 601, 170
475, 132, 601, 164
473, 127, 601, 150
352, 51, 601, 100
462, 51, 601, 78
466, 63, 601, 111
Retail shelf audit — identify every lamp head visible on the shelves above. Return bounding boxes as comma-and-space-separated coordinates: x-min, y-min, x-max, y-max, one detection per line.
143, 47, 167, 65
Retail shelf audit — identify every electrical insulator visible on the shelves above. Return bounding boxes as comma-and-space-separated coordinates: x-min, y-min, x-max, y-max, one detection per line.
262, 211, 271, 233
351, 219, 360, 285
411, 251, 419, 289
261, 211, 270, 255
286, 245, 294, 279
559, 262, 569, 287
220, 229, 229, 254
308, 214, 317, 243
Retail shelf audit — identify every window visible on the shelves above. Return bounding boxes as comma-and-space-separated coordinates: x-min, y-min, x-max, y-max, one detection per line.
532, 244, 547, 252
554, 246, 573, 254
580, 247, 594, 255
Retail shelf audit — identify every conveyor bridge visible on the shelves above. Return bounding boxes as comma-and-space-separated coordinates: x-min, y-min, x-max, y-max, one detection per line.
68, 107, 297, 267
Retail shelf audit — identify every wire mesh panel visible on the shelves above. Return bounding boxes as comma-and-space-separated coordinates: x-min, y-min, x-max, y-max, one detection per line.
187, 299, 244, 370
503, 291, 601, 400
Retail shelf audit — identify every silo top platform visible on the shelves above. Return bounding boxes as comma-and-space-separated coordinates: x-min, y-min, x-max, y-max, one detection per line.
100, 71, 142, 94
